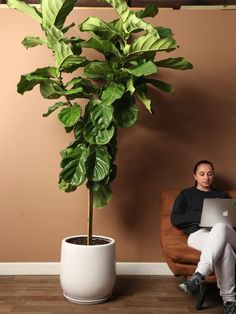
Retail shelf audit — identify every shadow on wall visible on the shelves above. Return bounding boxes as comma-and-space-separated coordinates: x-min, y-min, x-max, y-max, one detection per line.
112, 81, 236, 234
214, 176, 235, 191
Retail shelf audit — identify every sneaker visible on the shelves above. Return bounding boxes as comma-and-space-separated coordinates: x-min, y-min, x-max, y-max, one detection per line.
179, 272, 205, 295
224, 301, 236, 314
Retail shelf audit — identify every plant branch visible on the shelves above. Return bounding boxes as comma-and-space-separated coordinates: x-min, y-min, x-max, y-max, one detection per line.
87, 188, 93, 245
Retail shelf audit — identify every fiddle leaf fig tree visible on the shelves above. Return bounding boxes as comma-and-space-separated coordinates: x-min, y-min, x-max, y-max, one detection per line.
7, 0, 193, 244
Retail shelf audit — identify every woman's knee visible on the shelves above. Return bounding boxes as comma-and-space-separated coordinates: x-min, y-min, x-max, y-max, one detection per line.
211, 222, 230, 234
210, 223, 229, 242
211, 223, 236, 247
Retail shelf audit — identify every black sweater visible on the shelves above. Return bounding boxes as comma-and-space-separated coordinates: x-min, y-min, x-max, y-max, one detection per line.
171, 187, 229, 235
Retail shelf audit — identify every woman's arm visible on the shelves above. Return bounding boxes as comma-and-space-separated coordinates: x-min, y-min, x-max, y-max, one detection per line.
171, 191, 196, 229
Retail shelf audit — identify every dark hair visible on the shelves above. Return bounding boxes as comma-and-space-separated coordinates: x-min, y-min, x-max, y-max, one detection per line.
193, 160, 214, 174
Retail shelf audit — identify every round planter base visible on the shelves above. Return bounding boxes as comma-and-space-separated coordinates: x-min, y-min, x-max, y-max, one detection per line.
63, 292, 112, 305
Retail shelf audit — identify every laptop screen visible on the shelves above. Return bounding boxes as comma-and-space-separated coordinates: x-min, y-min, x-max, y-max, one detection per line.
199, 198, 236, 228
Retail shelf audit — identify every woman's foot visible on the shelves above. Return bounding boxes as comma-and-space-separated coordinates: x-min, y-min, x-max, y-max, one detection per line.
179, 272, 205, 294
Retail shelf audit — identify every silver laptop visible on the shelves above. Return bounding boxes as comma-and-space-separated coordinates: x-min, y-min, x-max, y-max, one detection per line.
200, 198, 236, 227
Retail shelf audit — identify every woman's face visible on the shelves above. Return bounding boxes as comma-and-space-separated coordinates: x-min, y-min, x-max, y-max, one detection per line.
194, 163, 214, 191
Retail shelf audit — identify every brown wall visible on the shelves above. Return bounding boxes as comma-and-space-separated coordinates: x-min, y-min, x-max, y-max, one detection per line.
1, 6, 236, 262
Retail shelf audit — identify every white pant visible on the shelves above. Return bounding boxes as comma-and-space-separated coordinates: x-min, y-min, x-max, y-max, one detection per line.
188, 223, 236, 302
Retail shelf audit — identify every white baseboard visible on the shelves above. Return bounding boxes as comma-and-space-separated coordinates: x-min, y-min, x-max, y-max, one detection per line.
116, 262, 173, 275
0, 262, 173, 276
0, 263, 60, 276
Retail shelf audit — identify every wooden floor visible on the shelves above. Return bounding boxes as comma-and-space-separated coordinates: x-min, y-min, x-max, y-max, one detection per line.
0, 275, 223, 313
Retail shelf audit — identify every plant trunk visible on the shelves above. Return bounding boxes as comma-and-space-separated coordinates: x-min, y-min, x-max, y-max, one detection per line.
87, 188, 93, 245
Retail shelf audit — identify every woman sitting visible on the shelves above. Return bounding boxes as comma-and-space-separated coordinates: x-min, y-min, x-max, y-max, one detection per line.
171, 160, 236, 314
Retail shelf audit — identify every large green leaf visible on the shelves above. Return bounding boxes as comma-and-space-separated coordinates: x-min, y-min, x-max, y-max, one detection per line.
26, 68, 60, 96
60, 144, 89, 186
45, 25, 78, 72
106, 135, 117, 163
101, 83, 125, 106
89, 101, 114, 130
7, 0, 42, 23
60, 144, 75, 159
26, 66, 59, 80
22, 36, 46, 49
113, 95, 139, 128
43, 101, 67, 117
135, 3, 158, 19
17, 75, 40, 95
125, 61, 157, 77
55, 41, 73, 68
54, 41, 73, 68
126, 51, 156, 65
66, 77, 96, 94
84, 121, 115, 145
84, 61, 114, 80
60, 55, 87, 73
103, 0, 129, 19
41, 0, 76, 29
26, 75, 53, 83
54, 0, 77, 29
79, 16, 117, 38
104, 0, 158, 36
40, 81, 61, 99
73, 120, 84, 140
45, 25, 65, 49
64, 77, 96, 99
128, 34, 177, 56
17, 67, 59, 94
65, 91, 93, 101
66, 77, 84, 87
126, 77, 135, 94
80, 35, 120, 57
54, 86, 83, 96
58, 104, 82, 127
156, 26, 173, 39
86, 146, 111, 182
59, 179, 77, 192
93, 183, 112, 209
156, 57, 193, 70
31, 66, 60, 78
145, 78, 174, 94
84, 112, 114, 141
136, 85, 152, 113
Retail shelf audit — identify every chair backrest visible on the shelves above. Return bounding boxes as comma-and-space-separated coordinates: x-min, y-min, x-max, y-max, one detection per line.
159, 189, 183, 247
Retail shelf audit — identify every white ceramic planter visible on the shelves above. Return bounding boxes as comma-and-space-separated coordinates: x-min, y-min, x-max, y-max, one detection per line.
60, 235, 116, 304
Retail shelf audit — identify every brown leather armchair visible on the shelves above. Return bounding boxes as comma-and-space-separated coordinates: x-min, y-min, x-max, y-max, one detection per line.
160, 189, 236, 310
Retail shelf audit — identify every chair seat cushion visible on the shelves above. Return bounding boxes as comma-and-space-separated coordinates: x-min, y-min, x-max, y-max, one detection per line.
163, 235, 201, 264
